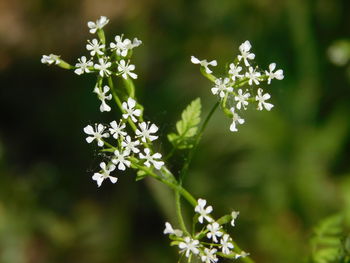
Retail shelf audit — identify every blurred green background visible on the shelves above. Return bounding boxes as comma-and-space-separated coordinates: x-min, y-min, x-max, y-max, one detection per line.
0, 0, 349, 262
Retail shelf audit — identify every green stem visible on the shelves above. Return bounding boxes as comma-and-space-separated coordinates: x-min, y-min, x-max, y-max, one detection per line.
175, 191, 190, 235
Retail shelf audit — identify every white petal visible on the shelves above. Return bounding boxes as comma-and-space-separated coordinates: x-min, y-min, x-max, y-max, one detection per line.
190, 56, 200, 64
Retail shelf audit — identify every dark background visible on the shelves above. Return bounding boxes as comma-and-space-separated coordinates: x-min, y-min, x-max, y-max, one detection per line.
0, 0, 349, 262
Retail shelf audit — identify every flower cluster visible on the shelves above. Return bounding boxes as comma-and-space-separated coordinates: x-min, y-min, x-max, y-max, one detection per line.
164, 198, 248, 262
191, 40, 284, 132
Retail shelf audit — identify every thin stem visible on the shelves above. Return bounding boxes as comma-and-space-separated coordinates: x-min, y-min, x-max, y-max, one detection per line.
175, 191, 190, 235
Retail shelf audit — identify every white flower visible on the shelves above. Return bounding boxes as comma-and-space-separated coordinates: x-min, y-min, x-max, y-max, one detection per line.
190, 56, 217, 74
211, 78, 233, 98
112, 149, 131, 171
121, 135, 140, 154
93, 85, 112, 112
178, 237, 200, 258
194, 198, 213, 224
118, 60, 137, 79
41, 54, 60, 65
206, 222, 223, 243
234, 251, 249, 259
122, 98, 141, 122
230, 211, 240, 227
220, 234, 234, 255
86, 39, 105, 56
256, 88, 274, 111
92, 162, 117, 187
265, 63, 284, 84
201, 248, 218, 263
74, 56, 93, 75
83, 124, 109, 147
109, 120, 127, 139
136, 122, 159, 142
234, 89, 250, 110
110, 35, 142, 57
237, 40, 255, 66
87, 16, 109, 34
163, 222, 183, 237
139, 148, 164, 170
228, 63, 243, 81
94, 57, 112, 77
245, 66, 261, 86
229, 107, 245, 132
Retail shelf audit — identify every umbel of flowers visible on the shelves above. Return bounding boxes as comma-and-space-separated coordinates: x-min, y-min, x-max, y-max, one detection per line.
42, 16, 284, 263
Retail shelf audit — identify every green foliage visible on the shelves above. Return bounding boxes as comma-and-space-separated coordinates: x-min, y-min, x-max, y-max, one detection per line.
167, 98, 201, 149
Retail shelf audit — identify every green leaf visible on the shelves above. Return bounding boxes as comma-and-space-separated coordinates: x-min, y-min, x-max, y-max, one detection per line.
167, 98, 201, 149
136, 170, 147, 181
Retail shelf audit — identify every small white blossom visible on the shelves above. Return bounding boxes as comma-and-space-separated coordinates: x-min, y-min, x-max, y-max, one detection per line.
83, 124, 109, 147
163, 222, 183, 237
87, 16, 109, 34
41, 54, 60, 65
231, 211, 240, 227
74, 56, 93, 75
238, 40, 255, 66
228, 63, 243, 81
229, 107, 245, 132
206, 222, 223, 243
211, 78, 233, 98
92, 162, 117, 187
245, 66, 261, 86
256, 88, 274, 111
118, 60, 137, 79
201, 248, 218, 263
121, 136, 140, 154
235, 251, 249, 259
220, 234, 234, 255
112, 149, 131, 171
178, 237, 200, 258
86, 39, 105, 56
109, 120, 127, 139
110, 35, 142, 57
93, 85, 112, 112
194, 198, 213, 224
139, 148, 164, 170
136, 122, 159, 142
94, 57, 112, 77
234, 89, 250, 110
265, 63, 284, 84
191, 56, 217, 74
122, 98, 141, 122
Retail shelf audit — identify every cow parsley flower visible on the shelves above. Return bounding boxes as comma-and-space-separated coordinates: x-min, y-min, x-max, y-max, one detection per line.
191, 56, 217, 74
234, 89, 250, 110
41, 54, 60, 65
211, 78, 233, 98
163, 222, 183, 237
139, 148, 164, 170
231, 211, 240, 227
92, 162, 117, 187
206, 222, 223, 243
118, 60, 137, 79
93, 85, 112, 112
94, 57, 112, 77
122, 98, 141, 122
86, 39, 105, 56
194, 198, 213, 223
229, 107, 245, 132
121, 136, 140, 154
109, 120, 127, 139
178, 237, 200, 258
87, 16, 109, 34
220, 234, 234, 255
265, 63, 284, 84
256, 88, 274, 111
83, 124, 109, 147
201, 248, 218, 263
228, 63, 243, 81
238, 40, 255, 66
135, 122, 159, 142
112, 149, 131, 171
110, 35, 142, 57
245, 66, 261, 86
74, 56, 93, 75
